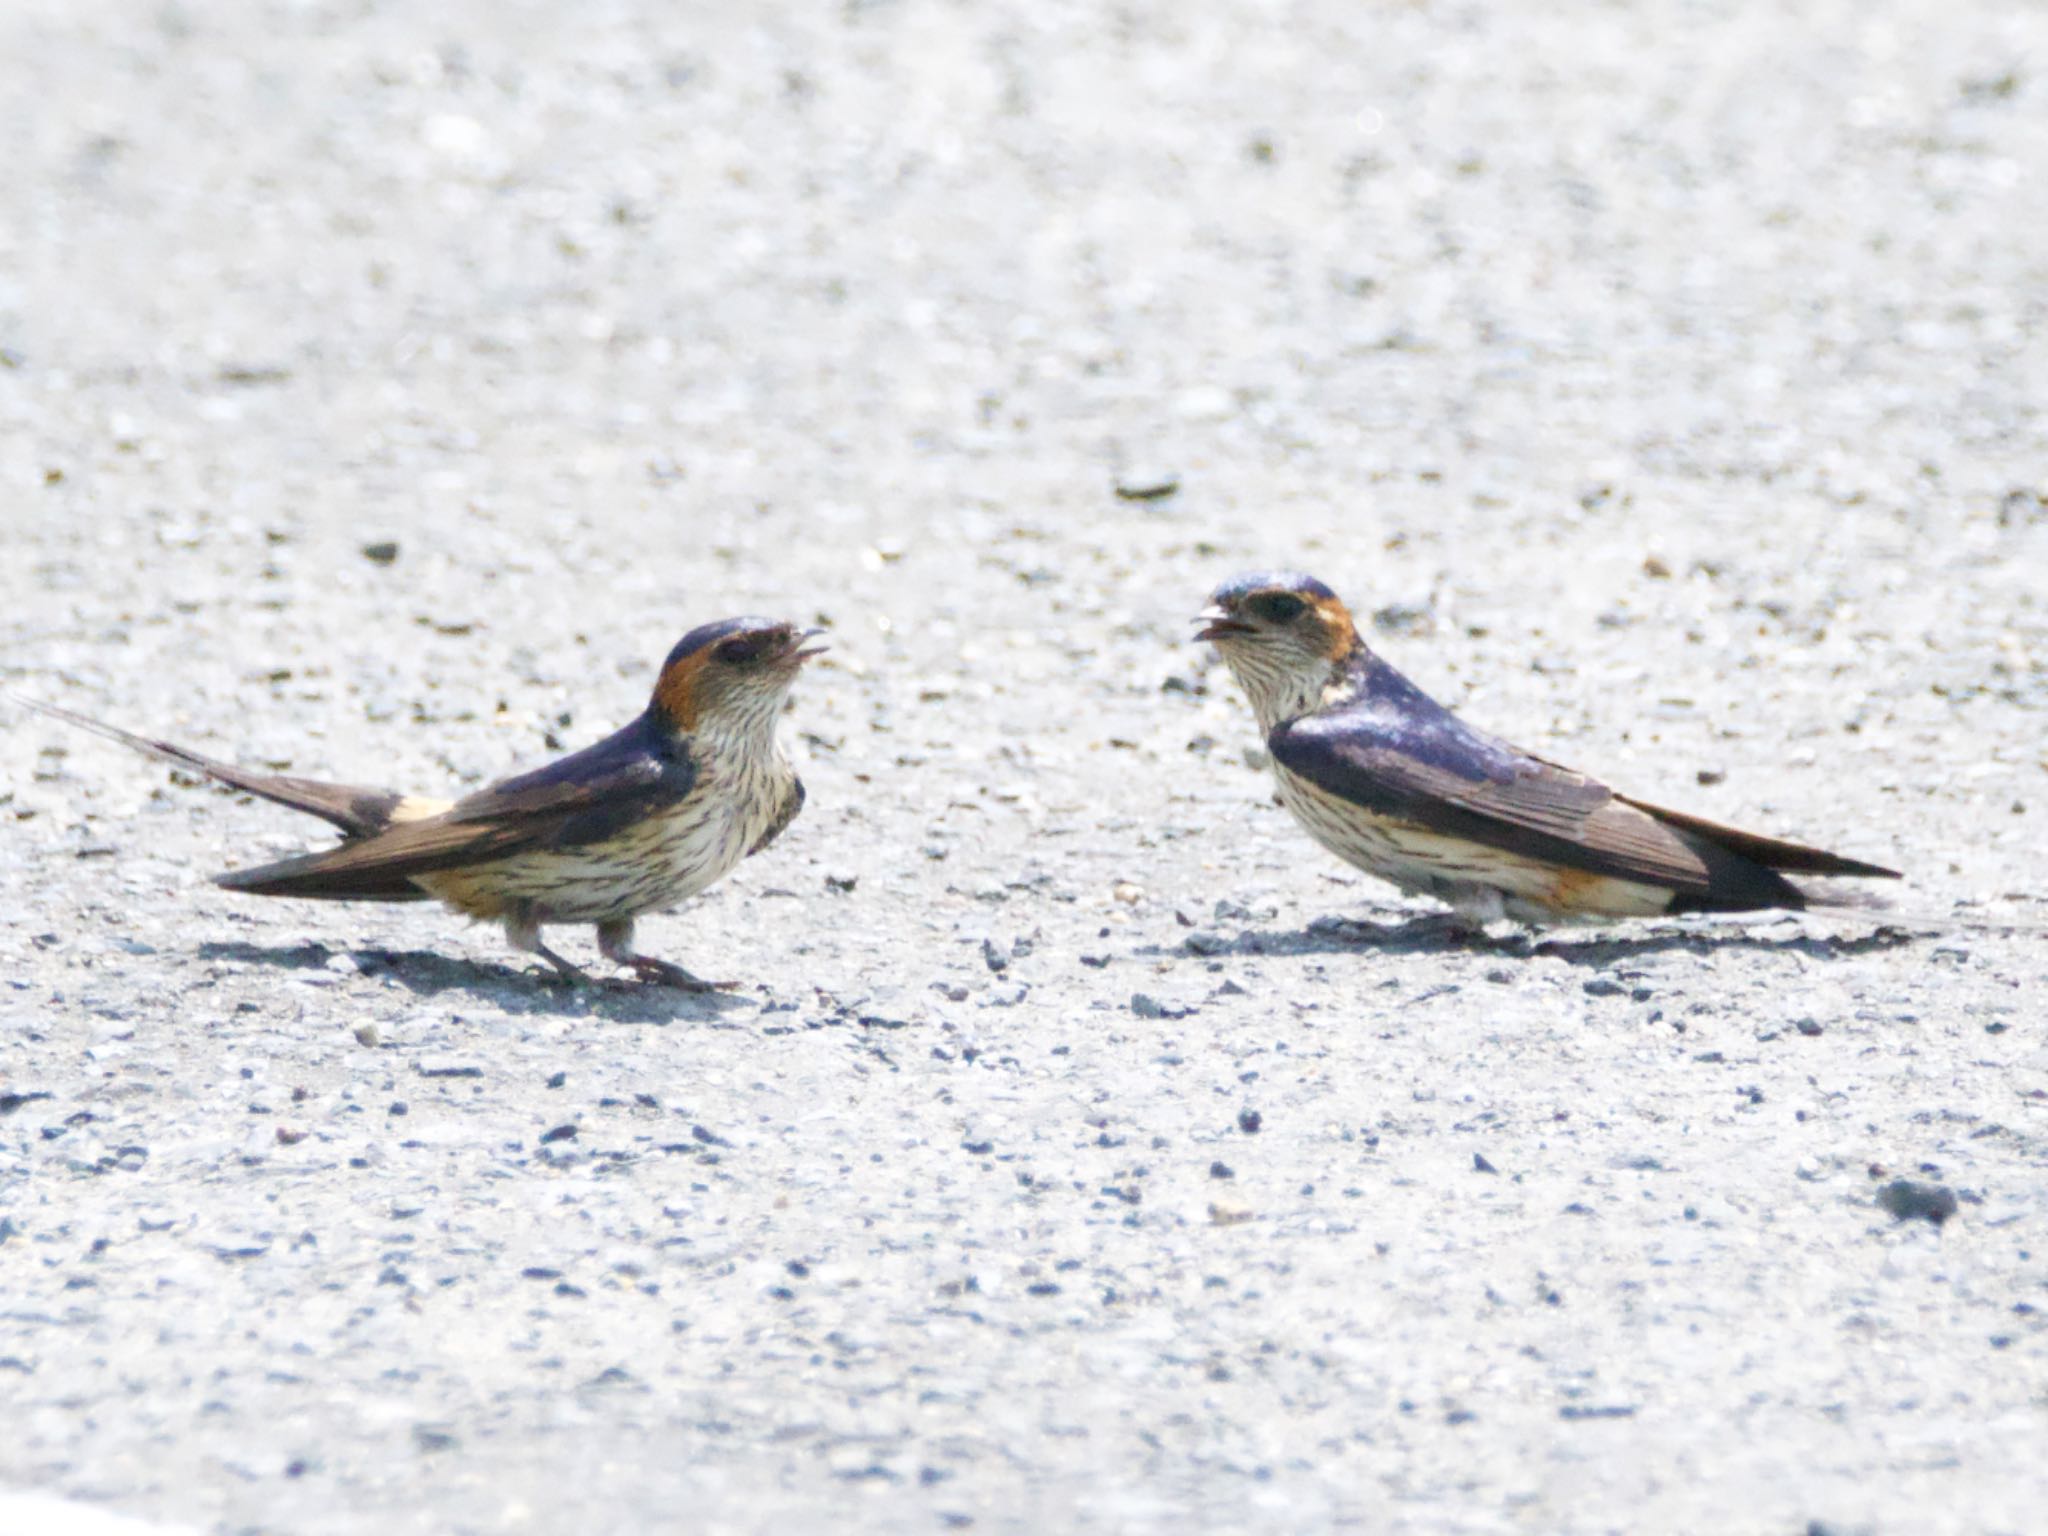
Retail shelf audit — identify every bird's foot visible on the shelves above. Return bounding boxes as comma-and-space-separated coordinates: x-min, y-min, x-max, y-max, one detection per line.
1442, 888, 1510, 935
506, 911, 592, 987
1439, 913, 1507, 944
534, 945, 593, 987
622, 956, 734, 993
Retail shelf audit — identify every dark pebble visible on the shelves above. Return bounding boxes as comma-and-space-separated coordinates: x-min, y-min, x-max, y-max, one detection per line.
1876, 1179, 1958, 1226
539, 1123, 578, 1144
361, 541, 400, 565
1209, 1161, 1234, 1180
1139, 993, 1194, 1020
1371, 602, 1435, 636
1473, 1153, 1498, 1174
1113, 471, 1180, 502
1237, 1108, 1261, 1134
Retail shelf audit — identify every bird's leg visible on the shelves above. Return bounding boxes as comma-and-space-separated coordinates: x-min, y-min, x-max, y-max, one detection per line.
506, 908, 590, 985
1441, 886, 1508, 937
596, 918, 732, 992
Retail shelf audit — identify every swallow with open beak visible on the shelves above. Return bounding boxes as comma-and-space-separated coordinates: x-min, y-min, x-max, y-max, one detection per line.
1197, 572, 1899, 927
18, 617, 826, 987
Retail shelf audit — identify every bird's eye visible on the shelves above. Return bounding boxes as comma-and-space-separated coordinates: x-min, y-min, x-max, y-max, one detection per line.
1251, 593, 1308, 623
715, 636, 764, 665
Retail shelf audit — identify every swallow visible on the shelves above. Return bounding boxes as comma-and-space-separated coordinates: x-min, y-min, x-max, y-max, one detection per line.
16, 617, 825, 987
1196, 572, 1900, 927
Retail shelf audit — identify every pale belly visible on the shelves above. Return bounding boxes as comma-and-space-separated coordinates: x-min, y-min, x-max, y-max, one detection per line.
417, 767, 792, 926
1273, 767, 1673, 923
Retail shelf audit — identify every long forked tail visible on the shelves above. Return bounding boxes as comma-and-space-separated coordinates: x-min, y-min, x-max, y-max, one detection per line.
1620, 794, 1903, 880
10, 694, 435, 840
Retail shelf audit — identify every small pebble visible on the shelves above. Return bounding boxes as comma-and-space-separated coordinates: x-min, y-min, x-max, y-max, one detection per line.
1876, 1179, 1958, 1226
1113, 469, 1180, 502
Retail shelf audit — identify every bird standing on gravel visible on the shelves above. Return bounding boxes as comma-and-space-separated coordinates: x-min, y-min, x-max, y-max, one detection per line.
18, 617, 823, 988
1196, 572, 1899, 928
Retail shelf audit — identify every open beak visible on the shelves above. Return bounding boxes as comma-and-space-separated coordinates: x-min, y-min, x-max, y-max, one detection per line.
1194, 605, 1252, 643
791, 627, 830, 663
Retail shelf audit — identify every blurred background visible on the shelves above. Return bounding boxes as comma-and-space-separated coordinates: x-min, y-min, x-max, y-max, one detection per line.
6, 2, 2042, 696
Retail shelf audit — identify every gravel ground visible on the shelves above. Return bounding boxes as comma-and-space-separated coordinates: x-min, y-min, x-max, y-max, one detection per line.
4, 2, 2046, 1533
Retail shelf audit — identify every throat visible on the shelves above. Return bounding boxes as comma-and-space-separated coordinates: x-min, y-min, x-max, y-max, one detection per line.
695, 713, 786, 782
1244, 661, 1347, 734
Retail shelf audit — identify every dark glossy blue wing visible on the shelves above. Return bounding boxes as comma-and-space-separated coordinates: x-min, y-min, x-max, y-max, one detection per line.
1266, 656, 1760, 894
466, 713, 697, 847
215, 713, 697, 899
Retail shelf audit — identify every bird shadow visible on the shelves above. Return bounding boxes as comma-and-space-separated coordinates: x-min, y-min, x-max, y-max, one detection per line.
195, 940, 754, 1023
1169, 913, 1927, 968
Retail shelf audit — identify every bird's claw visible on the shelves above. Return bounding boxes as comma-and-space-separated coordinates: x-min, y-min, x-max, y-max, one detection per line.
627, 957, 733, 992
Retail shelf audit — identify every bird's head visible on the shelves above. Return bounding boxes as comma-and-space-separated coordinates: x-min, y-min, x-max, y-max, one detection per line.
1196, 571, 1364, 729
650, 617, 825, 737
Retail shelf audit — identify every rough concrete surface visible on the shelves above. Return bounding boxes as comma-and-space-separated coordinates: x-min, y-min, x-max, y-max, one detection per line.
3, 2, 2046, 1533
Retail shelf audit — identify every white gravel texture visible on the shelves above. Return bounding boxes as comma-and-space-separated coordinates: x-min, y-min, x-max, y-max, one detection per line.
3, 2, 2046, 1534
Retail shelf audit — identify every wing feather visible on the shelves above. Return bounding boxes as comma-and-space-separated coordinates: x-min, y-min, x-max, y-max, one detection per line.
13, 695, 416, 838
216, 715, 696, 900
1263, 656, 1883, 903
1271, 708, 1721, 890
